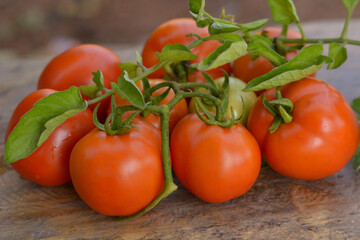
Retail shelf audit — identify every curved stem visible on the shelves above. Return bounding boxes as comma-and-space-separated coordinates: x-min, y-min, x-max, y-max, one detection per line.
341, 8, 354, 40
87, 89, 115, 106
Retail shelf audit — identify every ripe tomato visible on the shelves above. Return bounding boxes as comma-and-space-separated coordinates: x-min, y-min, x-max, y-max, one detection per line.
170, 113, 261, 203
141, 18, 231, 83
112, 79, 188, 134
188, 76, 257, 125
247, 77, 359, 180
5, 89, 94, 186
37, 44, 122, 121
70, 119, 164, 216
233, 27, 315, 94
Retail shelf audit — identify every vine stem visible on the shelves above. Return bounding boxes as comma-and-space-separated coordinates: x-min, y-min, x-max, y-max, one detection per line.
279, 37, 360, 46
117, 104, 177, 221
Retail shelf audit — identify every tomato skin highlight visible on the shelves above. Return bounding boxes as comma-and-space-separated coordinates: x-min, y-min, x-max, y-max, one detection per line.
247, 77, 360, 180
113, 79, 188, 134
5, 89, 94, 187
170, 113, 261, 203
37, 44, 122, 122
141, 18, 231, 83
70, 119, 164, 216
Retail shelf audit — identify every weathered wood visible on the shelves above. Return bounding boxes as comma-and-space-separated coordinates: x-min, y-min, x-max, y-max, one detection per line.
0, 20, 360, 240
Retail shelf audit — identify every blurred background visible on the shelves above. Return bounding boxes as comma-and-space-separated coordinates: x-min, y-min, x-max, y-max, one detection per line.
0, 0, 359, 59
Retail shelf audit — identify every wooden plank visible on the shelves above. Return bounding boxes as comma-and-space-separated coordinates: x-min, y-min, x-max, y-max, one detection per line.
0, 20, 360, 239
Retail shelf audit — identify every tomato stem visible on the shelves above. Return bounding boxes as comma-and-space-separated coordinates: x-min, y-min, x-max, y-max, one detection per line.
278, 37, 360, 46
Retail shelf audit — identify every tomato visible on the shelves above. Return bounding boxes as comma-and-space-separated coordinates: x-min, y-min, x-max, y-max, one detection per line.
37, 44, 122, 122
112, 79, 188, 134
70, 119, 164, 216
188, 76, 257, 125
170, 113, 261, 203
233, 27, 315, 94
141, 18, 231, 83
5, 89, 94, 186
247, 77, 359, 180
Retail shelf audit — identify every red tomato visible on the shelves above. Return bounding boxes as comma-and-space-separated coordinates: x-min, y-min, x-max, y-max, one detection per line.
5, 89, 94, 186
70, 119, 164, 216
247, 78, 359, 180
141, 18, 231, 83
37, 44, 122, 122
233, 27, 315, 94
170, 113, 261, 203
112, 79, 188, 134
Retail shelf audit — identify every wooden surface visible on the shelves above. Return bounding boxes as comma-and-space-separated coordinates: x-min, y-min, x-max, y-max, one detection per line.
1, 20, 360, 240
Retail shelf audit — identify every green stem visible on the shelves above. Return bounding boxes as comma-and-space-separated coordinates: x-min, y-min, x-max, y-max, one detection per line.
132, 61, 168, 83
341, 8, 354, 40
296, 22, 307, 40
280, 24, 288, 38
117, 104, 177, 221
279, 37, 360, 46
87, 89, 115, 106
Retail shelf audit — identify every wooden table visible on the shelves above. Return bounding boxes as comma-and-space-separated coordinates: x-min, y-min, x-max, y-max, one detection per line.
1, 20, 360, 240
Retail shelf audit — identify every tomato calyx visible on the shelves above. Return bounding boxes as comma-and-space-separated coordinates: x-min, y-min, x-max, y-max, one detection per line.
262, 87, 294, 133
193, 72, 245, 128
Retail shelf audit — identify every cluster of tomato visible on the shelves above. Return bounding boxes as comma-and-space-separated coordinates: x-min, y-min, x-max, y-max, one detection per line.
5, 18, 359, 217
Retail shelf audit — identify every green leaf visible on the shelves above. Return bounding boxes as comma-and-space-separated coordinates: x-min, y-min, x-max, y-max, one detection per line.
207, 33, 244, 43
119, 62, 141, 79
92, 70, 105, 89
113, 71, 145, 109
189, 0, 204, 14
5, 87, 87, 164
244, 45, 332, 91
208, 21, 241, 34
351, 97, 360, 114
239, 19, 269, 33
327, 43, 347, 69
343, 0, 360, 12
248, 42, 287, 67
268, 0, 300, 24
79, 84, 99, 99
198, 39, 247, 70
189, 11, 212, 28
156, 44, 198, 63
353, 144, 360, 171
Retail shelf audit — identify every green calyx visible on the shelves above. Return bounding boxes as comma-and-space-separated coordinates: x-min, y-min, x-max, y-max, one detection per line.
262, 87, 294, 133
92, 97, 139, 136
193, 72, 244, 128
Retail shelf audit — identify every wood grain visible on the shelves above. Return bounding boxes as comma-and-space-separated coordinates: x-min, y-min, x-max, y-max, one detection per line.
0, 20, 360, 240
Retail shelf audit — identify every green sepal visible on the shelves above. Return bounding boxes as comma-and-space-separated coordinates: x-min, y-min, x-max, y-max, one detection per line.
268, 0, 300, 24
156, 44, 198, 63
198, 39, 247, 70
5, 87, 87, 164
114, 71, 145, 109
93, 103, 105, 131
151, 87, 171, 106
194, 97, 215, 122
244, 45, 333, 92
327, 43, 347, 69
